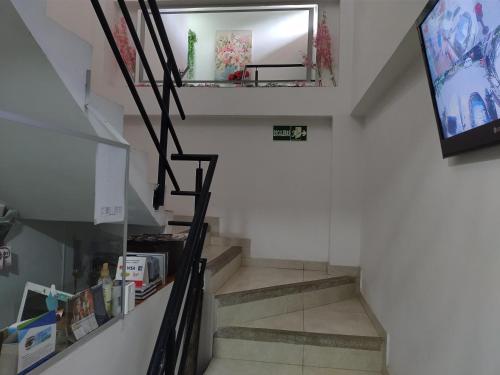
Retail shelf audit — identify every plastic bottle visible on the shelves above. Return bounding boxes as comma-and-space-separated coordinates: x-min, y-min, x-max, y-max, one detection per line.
98, 263, 113, 316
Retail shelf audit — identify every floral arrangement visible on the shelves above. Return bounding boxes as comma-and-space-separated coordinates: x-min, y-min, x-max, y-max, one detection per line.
113, 17, 136, 79
302, 12, 336, 86
228, 70, 250, 81
215, 31, 252, 80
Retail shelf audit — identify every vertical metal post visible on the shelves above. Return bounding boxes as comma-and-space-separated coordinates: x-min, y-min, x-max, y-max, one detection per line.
195, 162, 203, 210
255, 69, 259, 87
154, 72, 171, 210
164, 328, 177, 375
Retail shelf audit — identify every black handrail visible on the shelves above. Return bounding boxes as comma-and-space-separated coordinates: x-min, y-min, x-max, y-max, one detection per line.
137, 0, 185, 120
90, 0, 182, 191
147, 0, 183, 87
91, 1, 218, 374
243, 63, 306, 86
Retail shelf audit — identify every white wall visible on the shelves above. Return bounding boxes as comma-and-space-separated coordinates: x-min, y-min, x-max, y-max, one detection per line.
352, 0, 426, 106
361, 55, 500, 375
37, 285, 171, 375
125, 115, 333, 262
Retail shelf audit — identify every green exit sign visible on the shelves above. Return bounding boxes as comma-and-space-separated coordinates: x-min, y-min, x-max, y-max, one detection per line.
273, 126, 307, 141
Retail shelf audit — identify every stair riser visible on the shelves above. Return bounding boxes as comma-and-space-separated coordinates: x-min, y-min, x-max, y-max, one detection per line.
210, 236, 232, 246
206, 254, 242, 294
214, 338, 383, 372
217, 283, 356, 328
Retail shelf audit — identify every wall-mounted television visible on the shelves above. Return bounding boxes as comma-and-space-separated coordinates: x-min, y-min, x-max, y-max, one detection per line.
417, 0, 500, 157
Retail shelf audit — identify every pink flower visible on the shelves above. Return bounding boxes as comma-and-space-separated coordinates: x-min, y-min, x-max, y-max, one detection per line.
113, 17, 136, 77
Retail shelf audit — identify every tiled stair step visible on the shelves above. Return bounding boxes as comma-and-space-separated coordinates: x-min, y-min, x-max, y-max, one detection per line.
217, 275, 356, 306
213, 327, 384, 372
205, 358, 382, 375
210, 235, 233, 246
205, 245, 242, 274
203, 245, 243, 293
215, 276, 357, 328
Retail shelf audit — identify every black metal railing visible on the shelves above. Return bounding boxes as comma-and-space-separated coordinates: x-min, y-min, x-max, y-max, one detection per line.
242, 63, 306, 86
90, 1, 218, 374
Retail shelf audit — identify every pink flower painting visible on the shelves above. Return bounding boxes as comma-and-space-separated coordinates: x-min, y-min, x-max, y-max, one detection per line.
215, 31, 252, 80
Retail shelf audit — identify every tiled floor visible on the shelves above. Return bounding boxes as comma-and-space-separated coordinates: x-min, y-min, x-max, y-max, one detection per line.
216, 266, 333, 295
239, 298, 379, 338
204, 358, 381, 375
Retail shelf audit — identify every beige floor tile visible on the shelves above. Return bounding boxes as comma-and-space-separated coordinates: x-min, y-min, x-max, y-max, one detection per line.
303, 367, 381, 375
240, 310, 304, 331
322, 298, 366, 314
303, 270, 333, 282
217, 266, 304, 295
214, 338, 304, 365
304, 345, 383, 371
303, 261, 328, 272
217, 293, 303, 327
304, 304, 379, 337
243, 257, 304, 269
204, 358, 302, 375
303, 284, 356, 309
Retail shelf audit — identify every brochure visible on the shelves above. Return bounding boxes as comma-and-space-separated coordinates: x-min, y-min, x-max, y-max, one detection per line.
68, 289, 99, 340
16, 311, 57, 375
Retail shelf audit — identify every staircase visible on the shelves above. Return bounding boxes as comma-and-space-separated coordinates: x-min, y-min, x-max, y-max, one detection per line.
202, 251, 386, 375
91, 1, 219, 374
89, 0, 385, 374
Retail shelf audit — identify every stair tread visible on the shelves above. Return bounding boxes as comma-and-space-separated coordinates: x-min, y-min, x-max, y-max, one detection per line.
230, 298, 380, 339
216, 266, 349, 295
215, 267, 356, 306
205, 358, 381, 375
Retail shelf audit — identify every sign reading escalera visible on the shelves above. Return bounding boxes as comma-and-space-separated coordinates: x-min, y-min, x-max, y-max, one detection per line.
273, 126, 307, 141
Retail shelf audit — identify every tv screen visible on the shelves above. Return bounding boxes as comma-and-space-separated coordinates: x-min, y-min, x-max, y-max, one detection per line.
418, 0, 500, 157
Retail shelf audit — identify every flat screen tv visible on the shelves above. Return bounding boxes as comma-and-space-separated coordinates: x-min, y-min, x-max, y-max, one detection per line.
417, 0, 500, 157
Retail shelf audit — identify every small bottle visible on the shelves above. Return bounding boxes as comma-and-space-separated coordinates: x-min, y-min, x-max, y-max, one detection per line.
98, 263, 113, 316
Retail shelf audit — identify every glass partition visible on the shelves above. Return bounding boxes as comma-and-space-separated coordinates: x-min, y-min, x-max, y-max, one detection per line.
0, 114, 128, 373
138, 5, 318, 86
